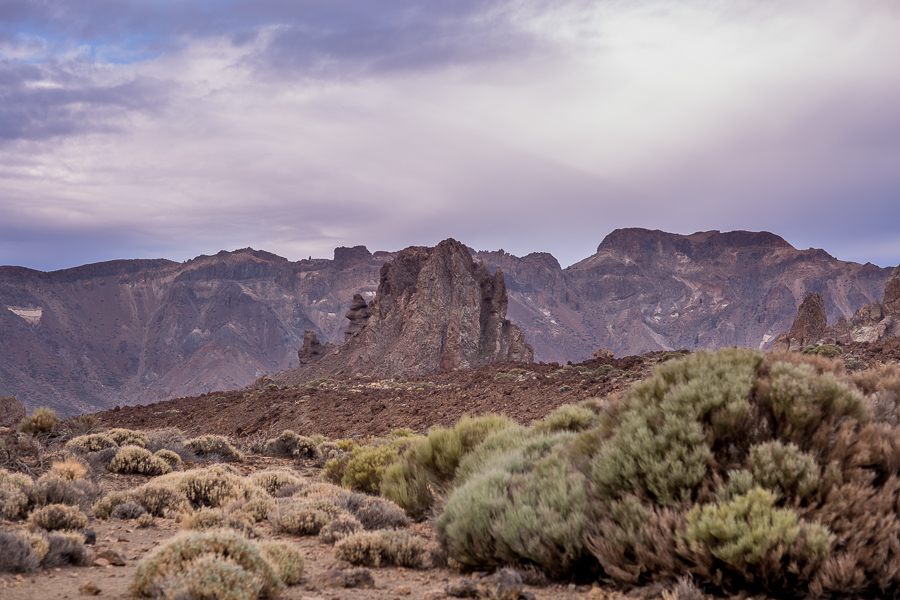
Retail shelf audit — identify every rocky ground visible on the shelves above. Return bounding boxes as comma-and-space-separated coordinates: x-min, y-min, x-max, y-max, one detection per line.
4, 340, 900, 600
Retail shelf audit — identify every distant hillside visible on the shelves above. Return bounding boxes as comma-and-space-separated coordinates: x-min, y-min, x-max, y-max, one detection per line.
0, 229, 893, 415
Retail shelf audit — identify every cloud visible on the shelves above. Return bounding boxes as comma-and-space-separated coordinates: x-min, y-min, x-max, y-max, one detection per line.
0, 0, 899, 271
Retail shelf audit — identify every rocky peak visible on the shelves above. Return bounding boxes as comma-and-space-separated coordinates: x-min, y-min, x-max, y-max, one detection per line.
278, 238, 533, 383
297, 331, 335, 366
884, 266, 900, 317
788, 292, 828, 349
333, 245, 373, 268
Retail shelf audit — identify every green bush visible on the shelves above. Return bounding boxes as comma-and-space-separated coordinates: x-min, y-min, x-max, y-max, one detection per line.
747, 441, 820, 498
334, 529, 428, 568
155, 465, 261, 509
590, 348, 762, 505
18, 407, 59, 435
185, 435, 244, 462
107, 428, 149, 448
108, 445, 173, 476
65, 434, 118, 452
681, 487, 833, 591
380, 414, 515, 519
130, 530, 284, 598
27, 503, 88, 532
532, 404, 599, 434
436, 436, 586, 576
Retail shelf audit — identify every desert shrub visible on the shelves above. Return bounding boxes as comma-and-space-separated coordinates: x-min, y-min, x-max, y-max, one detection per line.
248, 469, 306, 497
533, 404, 599, 434
61, 414, 103, 436
130, 482, 192, 517
185, 435, 243, 462
340, 437, 418, 495
319, 512, 363, 544
747, 441, 820, 499
230, 497, 274, 523
65, 433, 118, 452
163, 554, 261, 600
334, 529, 428, 568
156, 465, 261, 509
0, 468, 33, 488
590, 348, 763, 505
296, 481, 349, 501
137, 513, 155, 528
0, 482, 29, 519
111, 501, 147, 520
264, 430, 319, 459
92, 490, 131, 519
316, 441, 346, 466
48, 457, 88, 481
107, 428, 150, 448
85, 446, 119, 471
108, 445, 173, 476
130, 530, 284, 598
436, 448, 587, 577
39, 532, 93, 568
18, 407, 59, 436
0, 532, 40, 573
322, 455, 351, 486
680, 487, 833, 593
184, 508, 254, 536
339, 492, 410, 530
762, 361, 865, 444
257, 541, 305, 585
268, 503, 329, 536
380, 414, 515, 519
27, 474, 101, 510
146, 427, 195, 460
802, 344, 843, 358
153, 448, 182, 470
28, 503, 88, 531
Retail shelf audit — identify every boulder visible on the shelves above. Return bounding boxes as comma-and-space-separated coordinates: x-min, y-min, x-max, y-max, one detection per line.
0, 395, 26, 429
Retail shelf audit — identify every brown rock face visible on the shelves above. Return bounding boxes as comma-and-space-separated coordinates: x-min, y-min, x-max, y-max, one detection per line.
0, 395, 25, 428
280, 239, 533, 382
343, 293, 372, 341
786, 293, 828, 350
297, 331, 335, 366
884, 266, 900, 317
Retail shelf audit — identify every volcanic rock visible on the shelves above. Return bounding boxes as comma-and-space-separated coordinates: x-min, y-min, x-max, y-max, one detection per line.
773, 292, 828, 351
297, 331, 335, 366
884, 266, 900, 317
279, 239, 533, 382
343, 293, 372, 341
0, 395, 25, 428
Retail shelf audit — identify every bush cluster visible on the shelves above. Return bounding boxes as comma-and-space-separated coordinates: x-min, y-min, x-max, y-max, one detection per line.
18, 407, 59, 436
333, 529, 428, 568
185, 435, 243, 462
426, 348, 900, 597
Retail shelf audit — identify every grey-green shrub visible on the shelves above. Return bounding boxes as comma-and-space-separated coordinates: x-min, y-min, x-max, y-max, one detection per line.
130, 530, 284, 599
334, 529, 428, 568
533, 404, 599, 434
66, 434, 118, 452
185, 435, 244, 462
18, 407, 59, 435
27, 504, 88, 531
153, 449, 183, 470
107, 428, 149, 448
108, 445, 173, 476
258, 541, 305, 585
747, 441, 820, 499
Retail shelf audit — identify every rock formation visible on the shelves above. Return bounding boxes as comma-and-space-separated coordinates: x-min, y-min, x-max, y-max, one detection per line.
774, 265, 900, 349
296, 331, 335, 366
278, 239, 534, 382
0, 395, 25, 429
343, 294, 372, 341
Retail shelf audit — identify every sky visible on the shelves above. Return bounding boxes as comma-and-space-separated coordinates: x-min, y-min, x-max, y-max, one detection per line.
1, 0, 899, 272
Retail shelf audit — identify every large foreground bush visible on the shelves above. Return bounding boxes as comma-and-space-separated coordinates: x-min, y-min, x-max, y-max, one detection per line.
431, 348, 900, 597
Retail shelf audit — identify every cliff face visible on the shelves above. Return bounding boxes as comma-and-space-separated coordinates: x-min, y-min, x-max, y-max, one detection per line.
0, 228, 893, 415
0, 248, 391, 415
475, 229, 891, 362
279, 239, 533, 383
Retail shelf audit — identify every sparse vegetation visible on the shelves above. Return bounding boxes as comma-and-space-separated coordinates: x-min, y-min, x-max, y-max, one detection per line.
27, 503, 88, 531
334, 529, 428, 568
18, 407, 59, 436
185, 434, 244, 462
108, 445, 173, 475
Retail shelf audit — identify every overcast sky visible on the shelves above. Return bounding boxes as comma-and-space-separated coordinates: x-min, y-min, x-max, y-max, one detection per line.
1, 0, 898, 271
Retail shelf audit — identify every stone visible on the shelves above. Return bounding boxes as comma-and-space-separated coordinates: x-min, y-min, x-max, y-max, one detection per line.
787, 292, 827, 350
592, 349, 614, 360
446, 577, 479, 597
313, 567, 375, 589
343, 293, 372, 341
884, 266, 900, 317
297, 330, 335, 366
477, 568, 523, 600
0, 395, 25, 429
78, 581, 101, 595
95, 549, 126, 566
397, 585, 412, 595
